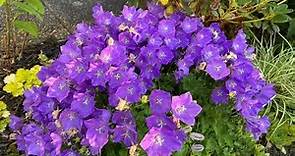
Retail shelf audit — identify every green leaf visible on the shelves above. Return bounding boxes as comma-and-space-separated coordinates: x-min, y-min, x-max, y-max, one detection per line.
273, 4, 293, 15
14, 20, 39, 37
271, 14, 291, 23
237, 0, 253, 6
15, 0, 45, 20
0, 0, 5, 6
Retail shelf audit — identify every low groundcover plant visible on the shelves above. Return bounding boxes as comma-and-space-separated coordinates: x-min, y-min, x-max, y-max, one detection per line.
9, 3, 276, 156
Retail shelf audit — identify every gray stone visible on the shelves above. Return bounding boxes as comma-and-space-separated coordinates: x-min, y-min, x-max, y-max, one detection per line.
0, 0, 127, 40
40, 0, 127, 38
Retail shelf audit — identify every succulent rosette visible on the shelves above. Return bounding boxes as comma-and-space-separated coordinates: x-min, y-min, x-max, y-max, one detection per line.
9, 2, 275, 155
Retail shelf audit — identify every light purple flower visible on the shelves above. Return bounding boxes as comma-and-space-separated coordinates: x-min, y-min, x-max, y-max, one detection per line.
140, 127, 183, 156
171, 92, 202, 125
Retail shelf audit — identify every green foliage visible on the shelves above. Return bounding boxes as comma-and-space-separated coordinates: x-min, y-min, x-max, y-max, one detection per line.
180, 72, 267, 156
253, 32, 295, 152
0, 101, 10, 132
2, 0, 45, 37
155, 0, 293, 36
3, 65, 42, 97
268, 123, 295, 152
0, 0, 5, 6
14, 20, 39, 37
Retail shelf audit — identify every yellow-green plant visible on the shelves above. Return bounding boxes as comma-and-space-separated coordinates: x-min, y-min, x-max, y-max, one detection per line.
0, 101, 10, 132
3, 65, 42, 97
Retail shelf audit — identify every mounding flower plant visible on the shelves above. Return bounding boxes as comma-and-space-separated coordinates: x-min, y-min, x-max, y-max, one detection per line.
9, 3, 276, 156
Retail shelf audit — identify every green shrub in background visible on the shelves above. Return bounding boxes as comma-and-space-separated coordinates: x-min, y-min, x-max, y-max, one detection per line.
253, 32, 295, 154
0, 101, 10, 132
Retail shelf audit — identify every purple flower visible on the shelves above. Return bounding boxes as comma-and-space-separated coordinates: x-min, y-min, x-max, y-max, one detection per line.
50, 133, 62, 155
66, 58, 89, 83
9, 115, 23, 131
156, 46, 174, 65
256, 84, 276, 105
24, 134, 46, 156
59, 109, 83, 131
201, 44, 221, 61
87, 62, 109, 87
84, 118, 109, 154
246, 116, 270, 140
122, 5, 141, 21
71, 92, 95, 118
181, 17, 202, 33
158, 19, 176, 37
211, 87, 229, 104
47, 77, 70, 102
61, 150, 79, 156
112, 111, 136, 127
113, 125, 138, 147
194, 28, 212, 47
171, 92, 202, 125
140, 127, 182, 156
206, 60, 230, 80
115, 82, 142, 103
99, 44, 127, 66
149, 90, 172, 115
146, 115, 176, 130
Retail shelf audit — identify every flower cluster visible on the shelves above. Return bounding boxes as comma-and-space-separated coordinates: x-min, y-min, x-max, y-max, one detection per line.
9, 2, 275, 156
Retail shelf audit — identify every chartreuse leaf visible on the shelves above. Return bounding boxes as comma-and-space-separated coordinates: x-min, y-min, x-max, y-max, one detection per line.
14, 20, 39, 37
0, 101, 10, 132
159, 0, 169, 5
3, 65, 42, 97
0, 0, 5, 6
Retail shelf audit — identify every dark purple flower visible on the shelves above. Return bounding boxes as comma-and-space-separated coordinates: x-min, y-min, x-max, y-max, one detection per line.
156, 46, 174, 65
112, 111, 136, 127
211, 87, 229, 104
194, 28, 212, 47
171, 92, 202, 125
59, 109, 83, 131
181, 17, 202, 33
24, 134, 46, 156
149, 90, 172, 115
71, 93, 95, 118
87, 62, 109, 87
115, 82, 142, 103
158, 19, 176, 37
9, 115, 23, 131
146, 115, 176, 130
84, 118, 109, 154
246, 116, 270, 140
206, 59, 230, 80
113, 125, 138, 147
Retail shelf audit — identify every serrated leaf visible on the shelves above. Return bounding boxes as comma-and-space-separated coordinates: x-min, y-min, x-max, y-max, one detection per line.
271, 14, 291, 23
14, 20, 39, 37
